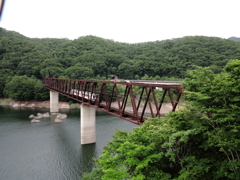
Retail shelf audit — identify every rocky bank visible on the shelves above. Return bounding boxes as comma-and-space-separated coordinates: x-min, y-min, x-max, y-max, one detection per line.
0, 98, 183, 114
0, 99, 72, 109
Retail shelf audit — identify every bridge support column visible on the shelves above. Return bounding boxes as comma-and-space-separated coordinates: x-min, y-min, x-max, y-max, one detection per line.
81, 104, 96, 145
50, 91, 59, 113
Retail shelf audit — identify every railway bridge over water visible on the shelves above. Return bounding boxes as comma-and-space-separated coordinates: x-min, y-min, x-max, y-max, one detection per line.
43, 78, 184, 144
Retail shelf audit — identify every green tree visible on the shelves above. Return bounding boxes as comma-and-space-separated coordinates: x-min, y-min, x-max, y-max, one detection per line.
0, 69, 14, 97
34, 80, 49, 100
4, 76, 36, 100
85, 59, 240, 180
64, 66, 94, 79
81, 168, 103, 180
154, 75, 161, 80
40, 67, 63, 78
16, 61, 34, 76
4, 76, 49, 101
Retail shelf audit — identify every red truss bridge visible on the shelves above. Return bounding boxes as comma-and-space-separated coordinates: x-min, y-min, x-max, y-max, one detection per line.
43, 78, 184, 125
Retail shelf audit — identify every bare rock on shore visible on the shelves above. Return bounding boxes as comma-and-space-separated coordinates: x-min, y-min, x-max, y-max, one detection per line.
54, 119, 62, 123
56, 113, 67, 119
31, 119, 41, 123
4, 100, 71, 109
42, 112, 50, 118
29, 112, 67, 123
29, 112, 50, 119
29, 114, 35, 118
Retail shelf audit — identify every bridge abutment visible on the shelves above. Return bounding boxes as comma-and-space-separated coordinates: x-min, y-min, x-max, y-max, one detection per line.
50, 91, 59, 113
80, 104, 96, 145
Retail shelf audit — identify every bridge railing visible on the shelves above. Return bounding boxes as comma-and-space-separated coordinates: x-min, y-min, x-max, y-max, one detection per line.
43, 78, 184, 125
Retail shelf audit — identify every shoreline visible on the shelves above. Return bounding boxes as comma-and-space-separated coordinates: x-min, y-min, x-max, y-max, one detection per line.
0, 98, 184, 115
0, 98, 77, 109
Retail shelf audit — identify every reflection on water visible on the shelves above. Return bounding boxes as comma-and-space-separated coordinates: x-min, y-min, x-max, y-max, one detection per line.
0, 106, 137, 180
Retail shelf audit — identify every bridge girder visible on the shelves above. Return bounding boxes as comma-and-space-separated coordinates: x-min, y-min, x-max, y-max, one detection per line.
43, 78, 184, 125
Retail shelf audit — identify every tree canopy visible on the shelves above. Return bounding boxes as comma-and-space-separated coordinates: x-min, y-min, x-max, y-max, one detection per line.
1, 27, 240, 100
82, 59, 240, 180
4, 75, 49, 101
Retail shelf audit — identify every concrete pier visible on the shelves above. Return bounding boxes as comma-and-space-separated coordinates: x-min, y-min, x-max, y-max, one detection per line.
50, 91, 59, 113
80, 104, 96, 145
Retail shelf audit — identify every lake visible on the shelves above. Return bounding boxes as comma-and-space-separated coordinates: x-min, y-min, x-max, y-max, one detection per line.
0, 106, 137, 180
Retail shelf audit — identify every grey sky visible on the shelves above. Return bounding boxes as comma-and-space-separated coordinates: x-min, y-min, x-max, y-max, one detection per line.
1, 0, 239, 43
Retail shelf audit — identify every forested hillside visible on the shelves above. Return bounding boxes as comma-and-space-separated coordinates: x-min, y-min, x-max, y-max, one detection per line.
228, 36, 240, 42
1, 27, 240, 100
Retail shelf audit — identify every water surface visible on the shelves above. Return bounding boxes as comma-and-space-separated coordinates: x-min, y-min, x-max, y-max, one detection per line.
0, 106, 137, 180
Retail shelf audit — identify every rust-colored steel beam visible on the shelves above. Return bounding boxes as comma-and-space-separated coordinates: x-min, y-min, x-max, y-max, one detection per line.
42, 78, 184, 125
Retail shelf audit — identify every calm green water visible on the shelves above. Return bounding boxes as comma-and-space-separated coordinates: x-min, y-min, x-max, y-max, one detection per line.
0, 106, 137, 180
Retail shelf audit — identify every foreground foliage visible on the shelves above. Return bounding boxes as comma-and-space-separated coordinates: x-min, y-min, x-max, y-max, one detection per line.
82, 60, 240, 179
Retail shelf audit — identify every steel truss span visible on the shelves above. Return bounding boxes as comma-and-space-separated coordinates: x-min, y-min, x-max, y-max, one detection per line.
43, 78, 183, 125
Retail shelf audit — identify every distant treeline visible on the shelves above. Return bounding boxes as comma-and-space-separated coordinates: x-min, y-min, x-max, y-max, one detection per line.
1, 27, 240, 100
228, 36, 240, 42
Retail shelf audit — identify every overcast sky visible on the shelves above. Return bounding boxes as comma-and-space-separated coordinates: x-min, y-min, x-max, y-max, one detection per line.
0, 0, 239, 43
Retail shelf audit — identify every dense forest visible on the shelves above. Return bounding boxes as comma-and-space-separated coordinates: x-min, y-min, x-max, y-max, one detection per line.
1, 27, 240, 100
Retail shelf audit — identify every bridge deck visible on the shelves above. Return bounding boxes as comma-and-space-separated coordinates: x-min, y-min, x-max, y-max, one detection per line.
43, 78, 184, 125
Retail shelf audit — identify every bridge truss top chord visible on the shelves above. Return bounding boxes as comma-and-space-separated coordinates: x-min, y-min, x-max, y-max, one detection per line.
43, 78, 184, 125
